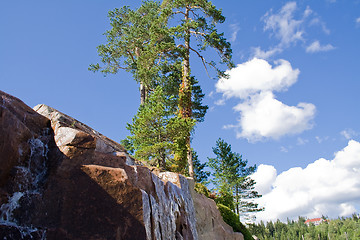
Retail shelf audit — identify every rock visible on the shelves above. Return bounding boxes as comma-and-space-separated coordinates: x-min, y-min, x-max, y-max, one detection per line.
0, 91, 49, 187
0, 90, 244, 240
33, 104, 137, 166
0, 91, 59, 239
191, 188, 244, 240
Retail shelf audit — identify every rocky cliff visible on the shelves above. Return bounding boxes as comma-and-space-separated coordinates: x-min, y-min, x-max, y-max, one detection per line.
0, 90, 243, 240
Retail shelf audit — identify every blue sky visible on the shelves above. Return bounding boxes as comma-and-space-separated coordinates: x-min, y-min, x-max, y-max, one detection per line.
1, 0, 360, 222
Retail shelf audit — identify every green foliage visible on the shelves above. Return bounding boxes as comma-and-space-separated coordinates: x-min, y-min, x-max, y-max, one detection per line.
248, 215, 360, 240
160, 0, 234, 177
192, 150, 210, 183
158, 61, 208, 122
214, 188, 235, 211
217, 204, 254, 240
124, 86, 194, 170
194, 182, 211, 198
161, 0, 234, 76
92, 1, 210, 175
90, 1, 175, 87
208, 138, 263, 219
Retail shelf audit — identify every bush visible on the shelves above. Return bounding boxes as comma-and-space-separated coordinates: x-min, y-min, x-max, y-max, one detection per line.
217, 203, 254, 240
214, 190, 235, 211
194, 182, 211, 198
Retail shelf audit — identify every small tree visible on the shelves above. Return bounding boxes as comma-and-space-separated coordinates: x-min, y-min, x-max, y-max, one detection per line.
192, 150, 210, 183
208, 138, 263, 219
124, 86, 194, 171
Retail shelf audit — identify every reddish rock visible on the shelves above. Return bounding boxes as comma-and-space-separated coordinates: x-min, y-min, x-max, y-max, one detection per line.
0, 91, 243, 240
0, 91, 49, 187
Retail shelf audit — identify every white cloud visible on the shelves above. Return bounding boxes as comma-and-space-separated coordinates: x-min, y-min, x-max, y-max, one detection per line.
280, 146, 289, 153
229, 23, 240, 42
356, 17, 360, 25
297, 137, 309, 145
251, 46, 283, 59
262, 2, 305, 47
216, 58, 299, 99
341, 129, 358, 140
258, 2, 333, 57
309, 18, 331, 35
232, 92, 315, 141
306, 40, 335, 53
214, 98, 226, 106
251, 164, 277, 195
216, 58, 316, 142
315, 136, 329, 143
252, 140, 360, 222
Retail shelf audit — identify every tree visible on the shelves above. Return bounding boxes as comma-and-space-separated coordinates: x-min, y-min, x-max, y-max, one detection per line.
91, 1, 210, 174
160, 0, 234, 177
124, 86, 194, 170
192, 150, 210, 183
208, 138, 263, 219
90, 1, 176, 104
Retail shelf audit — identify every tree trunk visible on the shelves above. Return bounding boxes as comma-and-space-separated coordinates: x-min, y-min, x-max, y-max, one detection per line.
140, 82, 147, 105
135, 46, 147, 105
180, 5, 194, 178
235, 187, 239, 215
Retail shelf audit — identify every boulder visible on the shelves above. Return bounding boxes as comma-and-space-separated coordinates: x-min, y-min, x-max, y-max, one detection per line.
33, 104, 137, 166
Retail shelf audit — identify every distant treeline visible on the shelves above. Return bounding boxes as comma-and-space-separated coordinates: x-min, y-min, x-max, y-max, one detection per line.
248, 214, 360, 240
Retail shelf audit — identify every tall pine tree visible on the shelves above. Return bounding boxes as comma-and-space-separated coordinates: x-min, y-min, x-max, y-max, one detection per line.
160, 0, 234, 177
91, 1, 209, 173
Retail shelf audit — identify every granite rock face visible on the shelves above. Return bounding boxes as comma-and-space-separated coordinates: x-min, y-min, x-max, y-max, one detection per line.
0, 90, 243, 240
191, 189, 244, 240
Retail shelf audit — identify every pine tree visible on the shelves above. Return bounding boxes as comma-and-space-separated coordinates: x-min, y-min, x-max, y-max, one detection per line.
208, 138, 263, 219
91, 1, 209, 173
160, 0, 234, 177
124, 86, 194, 170
90, 1, 176, 104
192, 150, 210, 183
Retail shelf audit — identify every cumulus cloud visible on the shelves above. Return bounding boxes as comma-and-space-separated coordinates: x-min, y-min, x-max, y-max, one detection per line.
216, 58, 316, 142
216, 58, 299, 99
251, 165, 277, 195
232, 92, 315, 141
357, 17, 360, 25
306, 40, 335, 53
252, 140, 360, 222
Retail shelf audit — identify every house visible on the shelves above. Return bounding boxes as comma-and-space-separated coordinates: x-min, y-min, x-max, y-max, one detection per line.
305, 218, 327, 226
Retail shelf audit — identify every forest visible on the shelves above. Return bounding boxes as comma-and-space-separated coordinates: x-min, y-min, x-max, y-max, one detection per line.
248, 214, 360, 240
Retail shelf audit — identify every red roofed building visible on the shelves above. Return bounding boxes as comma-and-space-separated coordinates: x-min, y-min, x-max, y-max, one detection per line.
305, 218, 326, 226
